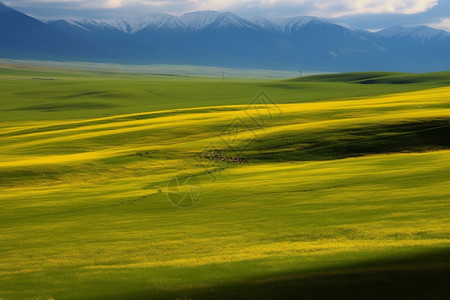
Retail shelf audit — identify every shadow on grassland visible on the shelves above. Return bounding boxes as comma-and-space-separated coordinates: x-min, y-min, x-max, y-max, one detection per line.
246, 119, 450, 162
94, 248, 450, 300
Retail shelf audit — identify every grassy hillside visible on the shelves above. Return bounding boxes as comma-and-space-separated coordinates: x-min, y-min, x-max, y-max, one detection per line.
0, 64, 449, 299
288, 71, 450, 85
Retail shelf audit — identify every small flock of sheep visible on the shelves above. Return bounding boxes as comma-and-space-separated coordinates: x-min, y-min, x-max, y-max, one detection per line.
202, 150, 248, 164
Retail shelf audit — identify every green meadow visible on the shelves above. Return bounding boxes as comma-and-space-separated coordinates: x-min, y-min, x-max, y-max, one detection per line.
0, 63, 449, 299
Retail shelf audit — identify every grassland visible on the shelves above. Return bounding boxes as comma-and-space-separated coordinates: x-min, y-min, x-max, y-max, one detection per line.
0, 63, 449, 299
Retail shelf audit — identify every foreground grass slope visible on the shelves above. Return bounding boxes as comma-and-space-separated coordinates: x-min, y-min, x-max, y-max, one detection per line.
0, 64, 449, 299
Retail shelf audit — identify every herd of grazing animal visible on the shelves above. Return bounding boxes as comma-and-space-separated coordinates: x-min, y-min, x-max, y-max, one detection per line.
203, 150, 248, 164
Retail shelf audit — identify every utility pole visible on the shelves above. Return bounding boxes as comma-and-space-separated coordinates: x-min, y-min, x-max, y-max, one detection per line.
222, 71, 225, 82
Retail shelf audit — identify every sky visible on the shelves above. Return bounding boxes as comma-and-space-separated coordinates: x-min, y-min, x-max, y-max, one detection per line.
3, 0, 450, 31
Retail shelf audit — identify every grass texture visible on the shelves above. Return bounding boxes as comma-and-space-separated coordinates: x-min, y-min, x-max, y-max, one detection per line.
0, 64, 449, 299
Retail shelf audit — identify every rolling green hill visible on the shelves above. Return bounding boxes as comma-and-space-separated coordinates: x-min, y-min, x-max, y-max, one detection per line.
288, 71, 450, 85
0, 64, 449, 299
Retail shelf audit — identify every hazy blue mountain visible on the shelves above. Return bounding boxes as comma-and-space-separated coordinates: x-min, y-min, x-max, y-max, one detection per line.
0, 2, 106, 60
374, 26, 450, 71
1, 2, 449, 71
156, 12, 282, 67
45, 19, 147, 61
271, 17, 387, 70
378, 25, 450, 41
46, 19, 126, 41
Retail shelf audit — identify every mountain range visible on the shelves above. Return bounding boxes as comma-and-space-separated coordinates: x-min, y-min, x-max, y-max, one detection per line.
1, 1, 449, 72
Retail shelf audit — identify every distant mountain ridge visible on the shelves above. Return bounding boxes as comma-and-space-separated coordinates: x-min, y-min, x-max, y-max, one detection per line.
0, 2, 449, 72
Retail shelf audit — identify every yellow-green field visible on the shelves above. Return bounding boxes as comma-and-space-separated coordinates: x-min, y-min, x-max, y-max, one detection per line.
0, 64, 449, 299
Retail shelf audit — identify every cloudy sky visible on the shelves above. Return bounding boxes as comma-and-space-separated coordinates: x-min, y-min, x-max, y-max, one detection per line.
3, 0, 450, 31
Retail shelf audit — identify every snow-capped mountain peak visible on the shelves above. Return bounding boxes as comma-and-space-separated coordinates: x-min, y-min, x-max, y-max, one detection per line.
110, 12, 177, 33
107, 11, 246, 33
47, 18, 119, 33
209, 12, 257, 30
275, 16, 325, 34
377, 25, 449, 41
180, 11, 223, 30
2, 0, 450, 73
251, 17, 279, 32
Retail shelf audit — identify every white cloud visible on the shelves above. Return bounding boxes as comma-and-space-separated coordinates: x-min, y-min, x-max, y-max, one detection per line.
144, 0, 440, 17
429, 18, 450, 32
4, 0, 439, 17
325, 0, 437, 17
105, 0, 125, 9
239, 0, 440, 18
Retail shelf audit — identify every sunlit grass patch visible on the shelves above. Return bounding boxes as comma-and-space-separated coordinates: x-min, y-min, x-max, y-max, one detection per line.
0, 67, 449, 299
